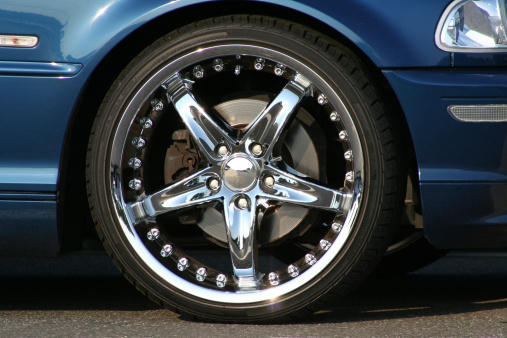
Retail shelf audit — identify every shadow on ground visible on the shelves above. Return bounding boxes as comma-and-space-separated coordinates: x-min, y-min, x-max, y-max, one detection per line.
0, 251, 506, 322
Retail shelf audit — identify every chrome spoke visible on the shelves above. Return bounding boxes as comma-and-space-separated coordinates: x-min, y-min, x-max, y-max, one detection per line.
164, 73, 234, 162
223, 194, 260, 290
127, 168, 221, 223
260, 165, 352, 212
242, 74, 310, 158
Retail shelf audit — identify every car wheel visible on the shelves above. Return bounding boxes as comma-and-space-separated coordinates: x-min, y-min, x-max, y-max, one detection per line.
87, 16, 405, 322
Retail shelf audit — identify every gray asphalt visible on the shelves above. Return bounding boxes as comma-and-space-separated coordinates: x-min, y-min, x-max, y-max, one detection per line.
0, 251, 506, 337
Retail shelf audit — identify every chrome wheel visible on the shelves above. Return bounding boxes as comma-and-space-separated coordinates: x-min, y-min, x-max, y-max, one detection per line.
114, 47, 363, 300
88, 16, 404, 322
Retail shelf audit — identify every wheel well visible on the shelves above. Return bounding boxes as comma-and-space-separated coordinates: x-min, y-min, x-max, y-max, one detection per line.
57, 1, 419, 253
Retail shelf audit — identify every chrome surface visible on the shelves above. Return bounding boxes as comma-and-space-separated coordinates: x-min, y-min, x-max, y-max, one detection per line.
216, 274, 227, 288
109, 44, 365, 303
128, 158, 142, 169
147, 228, 160, 241
128, 179, 142, 190
436, 0, 507, 52
160, 244, 173, 257
288, 264, 299, 277
207, 178, 220, 191
193, 65, 204, 79
317, 94, 327, 105
263, 176, 275, 189
151, 99, 164, 111
213, 59, 224, 72
448, 105, 507, 122
222, 155, 258, 192
332, 222, 343, 233
196, 267, 207, 282
140, 117, 153, 129
217, 145, 229, 157
330, 111, 339, 121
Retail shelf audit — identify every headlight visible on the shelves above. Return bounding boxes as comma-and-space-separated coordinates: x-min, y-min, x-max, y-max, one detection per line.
436, 0, 507, 52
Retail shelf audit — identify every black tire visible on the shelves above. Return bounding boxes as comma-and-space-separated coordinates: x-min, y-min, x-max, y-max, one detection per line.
87, 16, 405, 323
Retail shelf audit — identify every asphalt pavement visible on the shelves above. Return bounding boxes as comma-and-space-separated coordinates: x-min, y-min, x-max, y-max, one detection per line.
0, 251, 506, 337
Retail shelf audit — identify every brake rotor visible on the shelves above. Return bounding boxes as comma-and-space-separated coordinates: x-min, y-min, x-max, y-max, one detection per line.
164, 97, 320, 244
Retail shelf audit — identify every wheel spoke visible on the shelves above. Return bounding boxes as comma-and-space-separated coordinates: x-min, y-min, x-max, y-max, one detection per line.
223, 195, 260, 290
127, 168, 221, 223
260, 165, 352, 212
164, 73, 234, 162
242, 74, 310, 158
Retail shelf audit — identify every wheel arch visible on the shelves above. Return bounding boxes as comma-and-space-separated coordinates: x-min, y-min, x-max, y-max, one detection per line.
57, 0, 419, 252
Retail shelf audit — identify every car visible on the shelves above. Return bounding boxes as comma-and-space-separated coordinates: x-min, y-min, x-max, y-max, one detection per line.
1, 0, 506, 323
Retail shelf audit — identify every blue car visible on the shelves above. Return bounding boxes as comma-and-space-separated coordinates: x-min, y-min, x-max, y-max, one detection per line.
1, 0, 505, 322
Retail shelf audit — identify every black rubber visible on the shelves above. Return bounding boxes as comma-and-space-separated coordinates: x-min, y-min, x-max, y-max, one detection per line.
86, 15, 406, 323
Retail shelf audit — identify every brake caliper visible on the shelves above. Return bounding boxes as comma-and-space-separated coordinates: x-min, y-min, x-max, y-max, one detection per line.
164, 130, 199, 184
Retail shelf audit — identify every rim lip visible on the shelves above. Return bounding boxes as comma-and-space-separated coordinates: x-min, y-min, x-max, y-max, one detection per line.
108, 43, 364, 304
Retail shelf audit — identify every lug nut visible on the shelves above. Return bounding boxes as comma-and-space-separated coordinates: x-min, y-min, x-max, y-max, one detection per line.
237, 197, 248, 209
208, 178, 220, 191
251, 143, 263, 156
264, 176, 275, 189
330, 112, 339, 121
217, 145, 229, 157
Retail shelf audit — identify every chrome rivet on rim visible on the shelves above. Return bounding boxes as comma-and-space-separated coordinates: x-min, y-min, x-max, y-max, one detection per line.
237, 197, 248, 210
330, 112, 339, 121
128, 158, 142, 169
216, 274, 227, 288
288, 264, 299, 277
196, 267, 207, 282
193, 65, 204, 79
274, 64, 285, 76
251, 143, 263, 156
177, 257, 189, 271
263, 176, 275, 189
317, 94, 327, 105
254, 58, 265, 70
268, 272, 280, 286
132, 137, 146, 149
213, 59, 224, 72
235, 65, 242, 75
147, 228, 160, 241
129, 179, 142, 190
305, 253, 317, 266
345, 171, 354, 182
140, 117, 153, 129
320, 239, 331, 251
217, 145, 229, 157
151, 99, 164, 111
332, 222, 343, 233
160, 244, 173, 257
208, 178, 220, 191
344, 150, 353, 161
339, 130, 348, 141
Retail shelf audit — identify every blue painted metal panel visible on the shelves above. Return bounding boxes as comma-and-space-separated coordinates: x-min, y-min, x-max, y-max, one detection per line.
0, 61, 81, 76
0, 0, 450, 68
0, 200, 59, 257
0, 0, 451, 193
421, 183, 507, 249
384, 69, 507, 183
385, 69, 507, 249
0, 73, 85, 191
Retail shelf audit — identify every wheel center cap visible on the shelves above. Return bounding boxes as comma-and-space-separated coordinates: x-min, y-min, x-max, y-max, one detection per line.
222, 154, 258, 191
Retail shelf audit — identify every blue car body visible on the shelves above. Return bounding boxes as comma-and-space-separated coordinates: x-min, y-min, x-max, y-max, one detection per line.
1, 0, 506, 257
